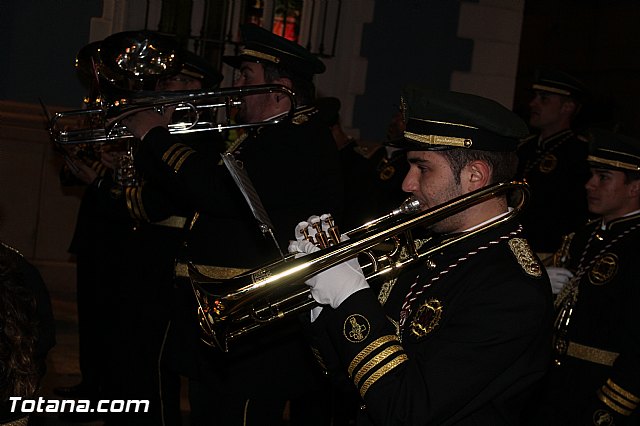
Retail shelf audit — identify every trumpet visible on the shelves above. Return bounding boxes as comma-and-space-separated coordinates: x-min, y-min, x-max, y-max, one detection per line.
49, 84, 296, 145
189, 180, 530, 352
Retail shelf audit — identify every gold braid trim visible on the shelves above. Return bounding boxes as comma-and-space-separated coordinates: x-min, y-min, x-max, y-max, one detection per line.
600, 385, 637, 411
161, 143, 185, 163
152, 216, 187, 228
135, 186, 149, 221
359, 354, 408, 398
587, 155, 640, 171
532, 84, 571, 96
348, 335, 398, 377
125, 187, 143, 220
353, 344, 404, 387
0, 416, 29, 426
597, 390, 633, 416
174, 262, 249, 279
173, 149, 194, 172
606, 378, 640, 403
404, 131, 472, 148
125, 186, 136, 218
240, 48, 280, 64
162, 144, 194, 171
566, 341, 619, 367
165, 145, 194, 172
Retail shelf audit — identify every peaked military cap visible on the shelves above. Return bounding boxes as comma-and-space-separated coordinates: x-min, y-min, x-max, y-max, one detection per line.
388, 86, 529, 152
587, 128, 640, 171
532, 67, 586, 100
223, 24, 325, 79
174, 50, 223, 89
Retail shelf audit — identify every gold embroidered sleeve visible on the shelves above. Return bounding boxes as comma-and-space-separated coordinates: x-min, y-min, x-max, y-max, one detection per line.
162, 143, 196, 173
597, 378, 639, 416
347, 334, 407, 398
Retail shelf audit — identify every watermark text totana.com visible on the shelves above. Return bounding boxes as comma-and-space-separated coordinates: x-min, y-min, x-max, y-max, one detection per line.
9, 397, 150, 414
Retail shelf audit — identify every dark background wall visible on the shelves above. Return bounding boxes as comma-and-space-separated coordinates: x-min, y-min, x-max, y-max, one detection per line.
354, 0, 473, 141
1, 0, 639, 137
0, 0, 102, 108
514, 0, 640, 137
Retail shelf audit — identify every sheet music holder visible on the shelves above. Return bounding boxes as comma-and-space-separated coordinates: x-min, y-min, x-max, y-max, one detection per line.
221, 152, 284, 257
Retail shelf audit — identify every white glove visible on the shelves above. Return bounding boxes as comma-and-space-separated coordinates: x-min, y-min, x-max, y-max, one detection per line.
546, 266, 574, 295
289, 215, 369, 310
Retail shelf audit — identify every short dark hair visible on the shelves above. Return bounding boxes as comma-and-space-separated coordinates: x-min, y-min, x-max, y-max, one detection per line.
262, 62, 315, 106
440, 149, 518, 185
623, 170, 640, 183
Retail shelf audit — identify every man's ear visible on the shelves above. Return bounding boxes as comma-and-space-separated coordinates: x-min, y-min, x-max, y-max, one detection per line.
560, 99, 577, 116
628, 179, 640, 197
464, 160, 491, 190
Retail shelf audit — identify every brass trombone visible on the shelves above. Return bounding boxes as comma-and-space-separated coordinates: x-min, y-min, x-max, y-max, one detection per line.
49, 84, 296, 144
189, 180, 530, 352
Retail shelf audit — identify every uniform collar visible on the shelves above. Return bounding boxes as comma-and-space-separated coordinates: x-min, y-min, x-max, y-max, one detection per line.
603, 209, 640, 231
538, 128, 574, 148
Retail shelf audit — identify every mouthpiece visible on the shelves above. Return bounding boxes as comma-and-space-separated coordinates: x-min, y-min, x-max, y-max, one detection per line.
394, 196, 424, 215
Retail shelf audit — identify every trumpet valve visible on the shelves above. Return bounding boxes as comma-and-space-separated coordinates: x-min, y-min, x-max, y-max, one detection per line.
310, 217, 330, 248
297, 221, 316, 245
320, 214, 341, 245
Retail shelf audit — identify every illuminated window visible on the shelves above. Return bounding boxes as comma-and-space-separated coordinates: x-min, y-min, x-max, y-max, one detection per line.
244, 0, 303, 42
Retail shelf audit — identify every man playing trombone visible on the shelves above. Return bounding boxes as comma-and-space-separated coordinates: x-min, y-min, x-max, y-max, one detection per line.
120, 24, 343, 426
289, 87, 554, 425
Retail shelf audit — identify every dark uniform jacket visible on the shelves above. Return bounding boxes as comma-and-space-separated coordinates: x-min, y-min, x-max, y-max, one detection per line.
134, 105, 344, 397
532, 213, 640, 425
339, 143, 409, 230
310, 219, 553, 425
80, 134, 225, 425
516, 129, 591, 254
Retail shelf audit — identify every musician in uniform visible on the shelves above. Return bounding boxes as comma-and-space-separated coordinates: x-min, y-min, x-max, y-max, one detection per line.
289, 87, 554, 425
316, 97, 409, 230
528, 128, 640, 425
516, 67, 591, 256
121, 24, 343, 425
60, 33, 225, 425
